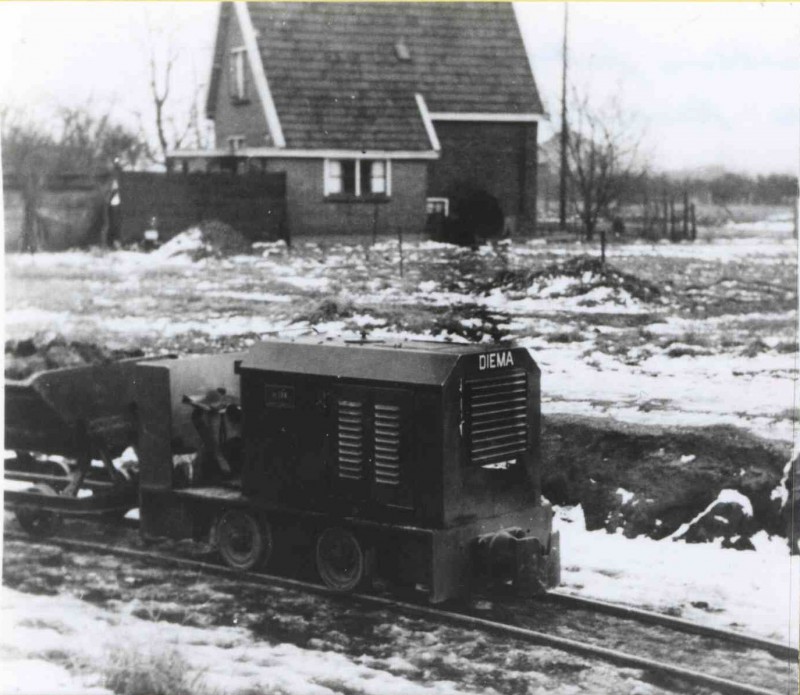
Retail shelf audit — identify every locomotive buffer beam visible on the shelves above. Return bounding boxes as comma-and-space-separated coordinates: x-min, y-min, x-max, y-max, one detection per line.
473, 528, 560, 595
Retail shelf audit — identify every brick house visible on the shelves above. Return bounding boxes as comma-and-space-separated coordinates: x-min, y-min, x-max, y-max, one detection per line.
171, 3, 546, 238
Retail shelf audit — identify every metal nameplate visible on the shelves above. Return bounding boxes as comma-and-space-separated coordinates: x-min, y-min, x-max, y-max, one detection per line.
264, 384, 295, 409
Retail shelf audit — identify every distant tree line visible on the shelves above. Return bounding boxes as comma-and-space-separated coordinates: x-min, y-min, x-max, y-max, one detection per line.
1, 105, 147, 250
1, 105, 144, 182
615, 172, 798, 207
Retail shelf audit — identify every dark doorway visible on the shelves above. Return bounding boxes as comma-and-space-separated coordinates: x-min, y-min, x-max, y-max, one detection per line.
443, 185, 505, 246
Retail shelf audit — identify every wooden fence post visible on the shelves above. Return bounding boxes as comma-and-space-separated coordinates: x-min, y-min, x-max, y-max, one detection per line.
283, 203, 291, 249
690, 203, 697, 241
662, 196, 668, 240
682, 191, 689, 240
670, 198, 676, 242
600, 228, 606, 265
398, 224, 404, 278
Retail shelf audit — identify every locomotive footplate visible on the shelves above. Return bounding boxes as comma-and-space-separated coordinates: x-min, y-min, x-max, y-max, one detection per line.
4, 485, 138, 516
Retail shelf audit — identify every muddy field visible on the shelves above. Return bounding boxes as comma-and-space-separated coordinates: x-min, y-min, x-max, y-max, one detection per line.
6, 232, 796, 437
3, 227, 798, 694
1, 533, 708, 695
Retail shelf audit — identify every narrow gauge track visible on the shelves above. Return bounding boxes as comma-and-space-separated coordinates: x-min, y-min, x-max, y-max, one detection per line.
542, 591, 798, 661
4, 529, 791, 695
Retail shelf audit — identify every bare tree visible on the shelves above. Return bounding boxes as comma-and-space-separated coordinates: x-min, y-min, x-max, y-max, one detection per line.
566, 91, 647, 248
139, 10, 210, 166
2, 105, 143, 250
57, 105, 145, 171
1, 107, 54, 251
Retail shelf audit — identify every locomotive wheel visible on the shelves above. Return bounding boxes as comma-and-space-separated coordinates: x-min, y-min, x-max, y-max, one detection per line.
316, 527, 367, 592
15, 484, 63, 537
216, 509, 272, 571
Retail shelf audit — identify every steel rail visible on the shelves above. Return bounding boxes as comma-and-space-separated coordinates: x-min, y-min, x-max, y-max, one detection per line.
543, 591, 798, 661
4, 531, 785, 695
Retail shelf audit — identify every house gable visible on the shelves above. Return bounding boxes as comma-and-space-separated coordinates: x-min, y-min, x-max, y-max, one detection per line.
206, 3, 282, 150
206, 3, 544, 154
198, 2, 544, 236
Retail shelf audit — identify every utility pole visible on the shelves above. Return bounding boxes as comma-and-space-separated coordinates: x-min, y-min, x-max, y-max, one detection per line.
558, 3, 569, 231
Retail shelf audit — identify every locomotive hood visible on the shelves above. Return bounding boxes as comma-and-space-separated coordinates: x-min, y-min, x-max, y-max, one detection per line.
237, 339, 537, 388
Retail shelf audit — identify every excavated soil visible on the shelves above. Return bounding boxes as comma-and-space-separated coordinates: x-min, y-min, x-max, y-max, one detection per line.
541, 414, 791, 545
488, 256, 663, 303
5, 334, 144, 380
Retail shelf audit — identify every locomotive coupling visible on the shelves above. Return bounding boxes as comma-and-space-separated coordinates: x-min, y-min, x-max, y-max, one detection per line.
473, 528, 560, 595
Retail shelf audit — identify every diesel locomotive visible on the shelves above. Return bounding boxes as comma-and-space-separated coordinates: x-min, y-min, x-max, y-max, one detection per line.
5, 339, 560, 603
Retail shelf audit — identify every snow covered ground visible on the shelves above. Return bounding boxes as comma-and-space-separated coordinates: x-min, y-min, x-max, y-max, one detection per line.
1, 586, 499, 695
0, 508, 796, 695
0, 536, 682, 695
554, 505, 799, 648
3, 229, 798, 691
6, 233, 797, 442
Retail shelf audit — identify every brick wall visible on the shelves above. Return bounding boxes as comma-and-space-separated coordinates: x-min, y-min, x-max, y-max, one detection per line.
212, 9, 271, 149
262, 158, 428, 238
427, 121, 538, 235
118, 172, 286, 243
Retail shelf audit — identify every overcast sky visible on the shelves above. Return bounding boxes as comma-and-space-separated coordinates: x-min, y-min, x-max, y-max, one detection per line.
1, 2, 798, 175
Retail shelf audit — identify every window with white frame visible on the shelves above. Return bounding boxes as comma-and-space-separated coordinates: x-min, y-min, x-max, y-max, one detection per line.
426, 197, 449, 216
229, 47, 247, 102
227, 135, 246, 153
324, 159, 391, 198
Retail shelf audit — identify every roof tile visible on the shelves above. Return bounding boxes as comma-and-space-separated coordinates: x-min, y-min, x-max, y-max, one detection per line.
245, 3, 543, 151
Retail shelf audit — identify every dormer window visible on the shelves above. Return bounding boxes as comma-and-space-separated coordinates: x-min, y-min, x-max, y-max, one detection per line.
229, 47, 248, 102
395, 38, 411, 62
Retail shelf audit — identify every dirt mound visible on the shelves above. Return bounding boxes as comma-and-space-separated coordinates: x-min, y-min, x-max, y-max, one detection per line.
296, 297, 355, 325
5, 335, 144, 380
154, 220, 252, 261
430, 304, 510, 343
541, 413, 790, 547
492, 256, 662, 304
671, 490, 760, 550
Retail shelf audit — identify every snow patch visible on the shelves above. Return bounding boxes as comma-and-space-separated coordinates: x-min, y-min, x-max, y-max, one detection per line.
616, 488, 635, 505
668, 489, 754, 540
0, 587, 482, 695
556, 505, 799, 646
150, 228, 206, 260
771, 458, 794, 506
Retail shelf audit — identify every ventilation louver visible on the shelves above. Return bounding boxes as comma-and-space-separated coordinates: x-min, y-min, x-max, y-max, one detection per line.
337, 399, 364, 480
374, 403, 401, 486
466, 369, 529, 465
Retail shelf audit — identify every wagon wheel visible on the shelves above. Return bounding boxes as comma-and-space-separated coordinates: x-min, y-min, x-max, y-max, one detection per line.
216, 509, 272, 571
15, 484, 63, 537
316, 527, 368, 592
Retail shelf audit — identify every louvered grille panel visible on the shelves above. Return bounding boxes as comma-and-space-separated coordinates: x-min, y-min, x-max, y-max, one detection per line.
467, 369, 528, 465
374, 403, 401, 486
337, 399, 364, 480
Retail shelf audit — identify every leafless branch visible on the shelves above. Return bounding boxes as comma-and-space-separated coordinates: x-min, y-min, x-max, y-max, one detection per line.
565, 88, 648, 240
140, 8, 208, 165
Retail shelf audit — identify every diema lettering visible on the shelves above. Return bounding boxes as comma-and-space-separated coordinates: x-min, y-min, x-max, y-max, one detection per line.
478, 351, 515, 371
